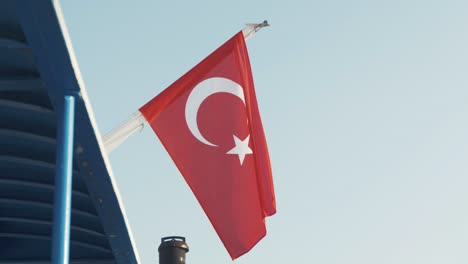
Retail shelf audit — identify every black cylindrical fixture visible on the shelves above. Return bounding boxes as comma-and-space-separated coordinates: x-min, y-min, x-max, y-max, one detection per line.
158, 236, 189, 264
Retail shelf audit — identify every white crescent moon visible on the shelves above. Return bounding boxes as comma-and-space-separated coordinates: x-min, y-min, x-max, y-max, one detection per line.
185, 77, 245, 147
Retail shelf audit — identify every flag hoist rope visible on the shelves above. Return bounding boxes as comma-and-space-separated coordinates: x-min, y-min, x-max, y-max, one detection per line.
103, 21, 270, 153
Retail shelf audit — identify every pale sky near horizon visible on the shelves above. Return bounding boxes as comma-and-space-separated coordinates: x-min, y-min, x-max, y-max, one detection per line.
61, 1, 468, 263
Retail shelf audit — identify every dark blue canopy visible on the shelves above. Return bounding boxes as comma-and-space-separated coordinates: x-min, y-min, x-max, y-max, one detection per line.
0, 1, 139, 263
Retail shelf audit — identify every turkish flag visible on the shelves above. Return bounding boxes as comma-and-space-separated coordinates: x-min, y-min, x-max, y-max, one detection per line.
139, 32, 276, 259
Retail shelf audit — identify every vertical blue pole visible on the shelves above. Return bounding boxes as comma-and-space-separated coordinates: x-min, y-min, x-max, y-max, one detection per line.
51, 95, 76, 264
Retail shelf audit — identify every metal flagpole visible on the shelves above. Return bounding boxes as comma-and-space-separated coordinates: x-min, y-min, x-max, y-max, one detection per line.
103, 21, 269, 153
51, 94, 76, 264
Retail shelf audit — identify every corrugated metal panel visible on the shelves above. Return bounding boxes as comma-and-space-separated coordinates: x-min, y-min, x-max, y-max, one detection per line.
0, 1, 139, 263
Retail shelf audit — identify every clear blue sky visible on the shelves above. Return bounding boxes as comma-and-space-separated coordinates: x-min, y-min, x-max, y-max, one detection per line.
61, 1, 468, 263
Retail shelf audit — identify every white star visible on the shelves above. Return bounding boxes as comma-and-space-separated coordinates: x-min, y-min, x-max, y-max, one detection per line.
226, 135, 253, 165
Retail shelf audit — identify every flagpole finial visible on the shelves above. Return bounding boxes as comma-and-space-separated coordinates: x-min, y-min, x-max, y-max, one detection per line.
243, 20, 270, 40
251, 20, 270, 32
259, 20, 270, 28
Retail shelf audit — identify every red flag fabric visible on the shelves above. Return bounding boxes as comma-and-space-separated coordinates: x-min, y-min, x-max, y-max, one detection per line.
139, 31, 276, 259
